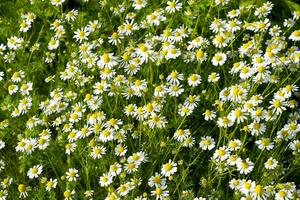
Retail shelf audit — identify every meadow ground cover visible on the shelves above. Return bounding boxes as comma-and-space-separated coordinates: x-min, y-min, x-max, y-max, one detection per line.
0, 0, 300, 199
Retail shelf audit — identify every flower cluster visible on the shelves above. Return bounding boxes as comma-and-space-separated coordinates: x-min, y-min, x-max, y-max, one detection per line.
0, 0, 299, 199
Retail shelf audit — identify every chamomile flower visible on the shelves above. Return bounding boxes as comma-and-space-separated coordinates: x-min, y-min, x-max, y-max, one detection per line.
90, 146, 106, 159
166, 0, 182, 13
275, 189, 293, 200
74, 27, 90, 43
250, 184, 267, 200
8, 84, 18, 95
229, 108, 247, 124
45, 178, 58, 191
213, 147, 230, 162
168, 83, 184, 97
99, 173, 113, 187
11, 70, 25, 83
48, 38, 59, 50
18, 184, 28, 198
63, 189, 75, 200
65, 9, 78, 22
199, 136, 215, 150
212, 52, 227, 66
148, 173, 167, 187
208, 72, 220, 83
249, 121, 266, 136
161, 160, 177, 177
289, 30, 300, 41
237, 159, 254, 174
228, 139, 242, 151
173, 129, 188, 142
97, 53, 118, 68
264, 157, 278, 169
187, 74, 201, 87
228, 9, 240, 18
213, 34, 229, 48
255, 138, 274, 151
269, 99, 286, 115
51, 0, 65, 6
108, 32, 123, 46
66, 168, 79, 182
27, 165, 43, 179
151, 184, 169, 200
115, 144, 128, 157
109, 163, 122, 176
132, 0, 147, 10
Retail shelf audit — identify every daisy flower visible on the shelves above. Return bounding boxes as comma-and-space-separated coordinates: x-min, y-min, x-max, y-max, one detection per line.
228, 9, 240, 18
236, 159, 254, 174
148, 173, 166, 187
202, 109, 216, 121
250, 184, 267, 199
289, 30, 300, 41
168, 84, 184, 97
173, 129, 189, 142
45, 178, 58, 191
148, 114, 167, 129
66, 168, 79, 182
132, 0, 147, 10
90, 146, 106, 159
187, 74, 201, 86
269, 99, 286, 115
109, 163, 122, 176
264, 157, 278, 169
99, 173, 113, 187
18, 184, 28, 198
275, 189, 293, 200
213, 34, 229, 48
73, 27, 90, 43
199, 136, 215, 150
213, 147, 230, 162
290, 140, 300, 153
166, 0, 182, 13
151, 184, 169, 200
51, 0, 66, 6
97, 53, 118, 68
212, 52, 227, 66
255, 138, 274, 151
27, 165, 43, 179
208, 72, 220, 83
161, 160, 177, 177
63, 189, 75, 200
48, 38, 59, 50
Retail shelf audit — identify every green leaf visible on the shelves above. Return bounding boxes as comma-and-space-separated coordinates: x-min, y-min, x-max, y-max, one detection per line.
239, 0, 266, 9
283, 0, 300, 11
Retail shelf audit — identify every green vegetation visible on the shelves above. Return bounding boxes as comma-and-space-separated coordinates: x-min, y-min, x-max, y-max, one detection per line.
0, 0, 300, 199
